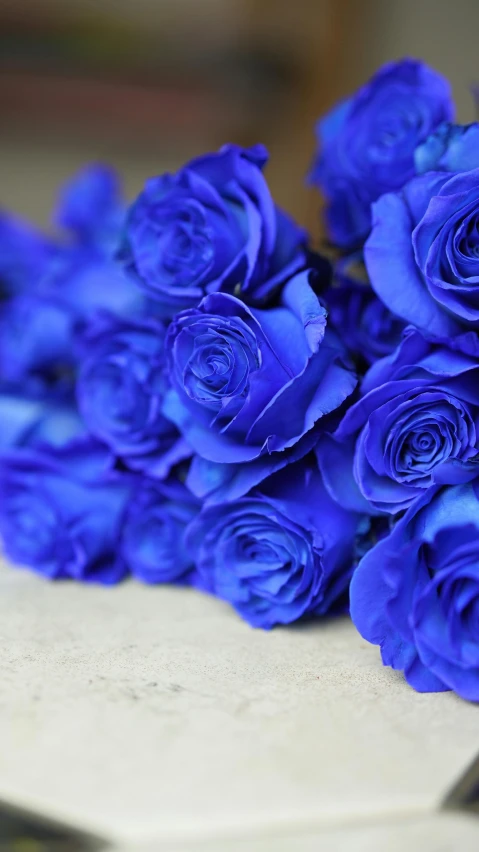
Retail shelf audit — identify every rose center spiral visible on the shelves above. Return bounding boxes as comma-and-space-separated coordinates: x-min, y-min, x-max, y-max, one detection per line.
152, 201, 214, 285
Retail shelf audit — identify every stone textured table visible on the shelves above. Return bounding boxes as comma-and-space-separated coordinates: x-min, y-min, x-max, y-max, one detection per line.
0, 563, 478, 849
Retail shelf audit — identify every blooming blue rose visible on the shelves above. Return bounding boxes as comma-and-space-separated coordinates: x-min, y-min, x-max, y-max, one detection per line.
40, 245, 142, 322
0, 212, 55, 297
415, 122, 479, 175
28, 165, 140, 323
122, 478, 198, 584
122, 144, 306, 316
325, 254, 405, 367
310, 59, 453, 249
350, 478, 479, 699
317, 328, 479, 515
0, 294, 76, 399
0, 172, 139, 404
0, 267, 139, 405
0, 440, 129, 583
0, 173, 140, 387
163, 269, 357, 499
366, 162, 479, 333
0, 393, 85, 452
55, 163, 124, 248
50, 164, 141, 318
187, 460, 360, 628
77, 315, 190, 477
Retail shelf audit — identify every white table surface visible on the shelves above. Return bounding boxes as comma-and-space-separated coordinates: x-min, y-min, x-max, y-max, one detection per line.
0, 563, 477, 849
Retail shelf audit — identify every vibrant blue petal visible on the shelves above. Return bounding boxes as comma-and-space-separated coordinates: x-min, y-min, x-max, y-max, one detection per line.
366, 190, 458, 335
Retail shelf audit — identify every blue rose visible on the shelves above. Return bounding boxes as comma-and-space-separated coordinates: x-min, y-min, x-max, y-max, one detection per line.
163, 269, 357, 500
0, 394, 86, 452
0, 212, 55, 297
122, 144, 306, 316
0, 294, 76, 399
41, 245, 142, 322
325, 254, 405, 367
55, 163, 124, 248
309, 59, 453, 249
366, 155, 479, 333
121, 478, 198, 584
18, 165, 140, 323
0, 176, 139, 382
51, 164, 141, 318
350, 478, 479, 699
187, 460, 360, 628
0, 440, 129, 583
0, 270, 139, 405
415, 122, 479, 175
77, 315, 190, 477
317, 328, 479, 515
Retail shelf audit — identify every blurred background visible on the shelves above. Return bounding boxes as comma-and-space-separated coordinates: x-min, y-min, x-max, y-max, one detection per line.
1, 0, 478, 234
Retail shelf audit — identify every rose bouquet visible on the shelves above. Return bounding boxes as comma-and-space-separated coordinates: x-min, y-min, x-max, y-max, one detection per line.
2, 58, 479, 701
